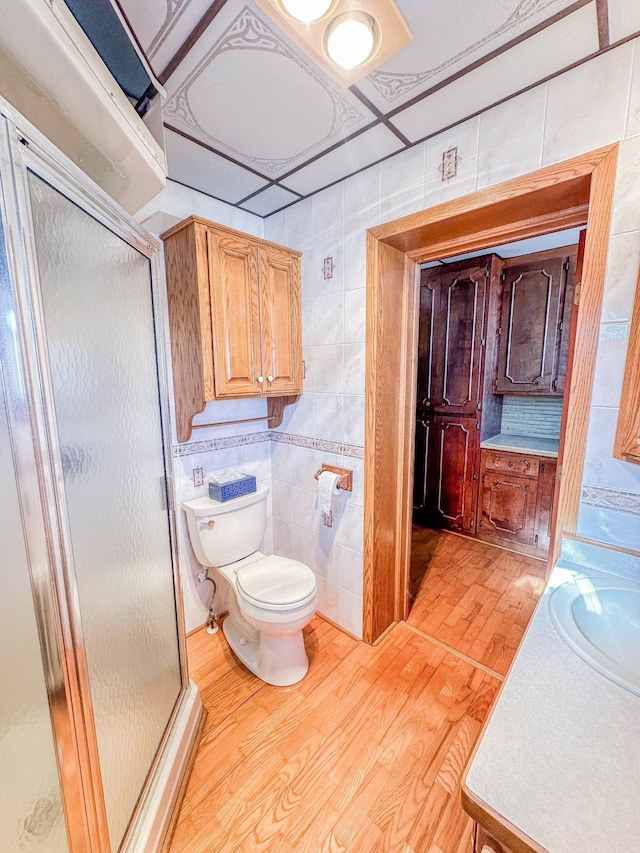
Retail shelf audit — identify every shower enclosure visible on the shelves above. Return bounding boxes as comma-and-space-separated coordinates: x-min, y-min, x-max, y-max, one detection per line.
0, 96, 202, 852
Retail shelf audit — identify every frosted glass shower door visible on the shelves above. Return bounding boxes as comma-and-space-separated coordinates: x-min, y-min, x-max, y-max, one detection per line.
0, 215, 68, 852
27, 173, 182, 851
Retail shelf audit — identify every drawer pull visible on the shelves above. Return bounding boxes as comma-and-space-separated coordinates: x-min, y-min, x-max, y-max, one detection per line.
508, 461, 513, 468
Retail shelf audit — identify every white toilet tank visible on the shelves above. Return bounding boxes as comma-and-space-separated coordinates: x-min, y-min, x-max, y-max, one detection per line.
182, 483, 269, 568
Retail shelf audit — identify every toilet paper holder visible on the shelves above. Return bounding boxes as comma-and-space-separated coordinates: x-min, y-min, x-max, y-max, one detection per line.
314, 464, 352, 492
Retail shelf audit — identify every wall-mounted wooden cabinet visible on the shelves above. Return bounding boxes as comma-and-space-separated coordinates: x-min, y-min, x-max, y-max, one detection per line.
162, 216, 303, 442
614, 267, 640, 465
477, 449, 556, 557
495, 250, 576, 395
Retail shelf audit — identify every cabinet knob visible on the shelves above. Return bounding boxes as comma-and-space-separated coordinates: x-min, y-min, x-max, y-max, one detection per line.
267, 375, 274, 382
258, 376, 264, 383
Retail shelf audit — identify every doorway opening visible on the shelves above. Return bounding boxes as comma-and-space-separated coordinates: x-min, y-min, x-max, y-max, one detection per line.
363, 144, 618, 645
410, 228, 582, 607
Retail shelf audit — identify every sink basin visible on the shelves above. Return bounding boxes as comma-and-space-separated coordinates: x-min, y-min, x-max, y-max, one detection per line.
549, 576, 640, 696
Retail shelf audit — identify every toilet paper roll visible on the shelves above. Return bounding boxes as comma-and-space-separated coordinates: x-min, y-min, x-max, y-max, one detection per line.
318, 470, 341, 517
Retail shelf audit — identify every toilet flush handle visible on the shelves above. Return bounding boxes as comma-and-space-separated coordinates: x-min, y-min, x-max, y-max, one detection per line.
207, 520, 215, 528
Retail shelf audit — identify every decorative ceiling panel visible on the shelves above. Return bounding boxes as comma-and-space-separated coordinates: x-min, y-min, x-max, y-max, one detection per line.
391, 2, 599, 142
113, 0, 639, 215
162, 1, 376, 180
608, 0, 640, 43
239, 185, 301, 216
115, 0, 213, 76
356, 0, 586, 112
281, 125, 404, 196
164, 127, 269, 203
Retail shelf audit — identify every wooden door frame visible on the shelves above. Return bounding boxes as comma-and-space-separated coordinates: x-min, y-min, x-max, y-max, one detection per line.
363, 144, 619, 644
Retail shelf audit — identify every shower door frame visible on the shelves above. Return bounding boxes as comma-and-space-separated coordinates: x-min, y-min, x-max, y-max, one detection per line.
0, 94, 202, 853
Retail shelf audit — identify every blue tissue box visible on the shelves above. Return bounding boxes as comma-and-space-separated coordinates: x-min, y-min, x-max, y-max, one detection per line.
208, 473, 256, 502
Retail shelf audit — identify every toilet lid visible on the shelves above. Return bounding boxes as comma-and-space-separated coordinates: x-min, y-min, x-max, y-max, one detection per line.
236, 555, 316, 607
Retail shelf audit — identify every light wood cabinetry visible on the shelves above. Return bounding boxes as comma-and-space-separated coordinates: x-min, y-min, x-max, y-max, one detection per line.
474, 824, 517, 853
495, 250, 576, 395
162, 216, 302, 442
614, 267, 640, 464
477, 449, 556, 557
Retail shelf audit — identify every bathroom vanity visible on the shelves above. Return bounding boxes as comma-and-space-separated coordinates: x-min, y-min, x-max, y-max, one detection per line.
462, 538, 640, 853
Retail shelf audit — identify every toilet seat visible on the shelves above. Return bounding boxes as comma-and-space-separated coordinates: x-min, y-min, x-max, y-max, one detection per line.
236, 555, 316, 611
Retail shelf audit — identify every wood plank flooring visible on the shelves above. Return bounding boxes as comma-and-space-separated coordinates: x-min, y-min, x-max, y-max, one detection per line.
409, 527, 547, 676
169, 530, 546, 853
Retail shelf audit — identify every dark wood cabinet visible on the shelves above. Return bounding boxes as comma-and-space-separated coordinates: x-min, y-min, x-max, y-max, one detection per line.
477, 449, 556, 556
417, 258, 490, 416
495, 251, 576, 395
414, 414, 479, 532
414, 258, 496, 531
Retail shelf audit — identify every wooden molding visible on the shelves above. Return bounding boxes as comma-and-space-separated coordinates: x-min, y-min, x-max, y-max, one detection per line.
363, 144, 618, 644
614, 268, 640, 464
266, 394, 299, 428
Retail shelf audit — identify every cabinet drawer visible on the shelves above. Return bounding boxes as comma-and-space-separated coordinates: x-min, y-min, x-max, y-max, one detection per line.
483, 450, 539, 479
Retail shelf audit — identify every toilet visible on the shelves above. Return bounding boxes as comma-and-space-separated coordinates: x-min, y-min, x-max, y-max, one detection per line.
182, 483, 317, 686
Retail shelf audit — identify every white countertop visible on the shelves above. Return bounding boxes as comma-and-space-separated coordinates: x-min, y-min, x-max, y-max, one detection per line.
465, 545, 640, 853
480, 433, 559, 457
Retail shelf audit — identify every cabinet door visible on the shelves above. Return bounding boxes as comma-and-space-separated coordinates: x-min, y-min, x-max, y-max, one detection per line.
553, 254, 576, 394
479, 472, 538, 545
416, 274, 438, 411
495, 257, 565, 394
207, 228, 262, 398
418, 260, 488, 415
413, 415, 432, 522
437, 268, 487, 415
429, 416, 479, 532
259, 244, 303, 396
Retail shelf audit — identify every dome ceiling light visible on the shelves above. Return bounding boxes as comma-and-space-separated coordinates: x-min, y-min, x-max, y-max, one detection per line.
254, 0, 412, 87
324, 12, 380, 70
278, 0, 335, 25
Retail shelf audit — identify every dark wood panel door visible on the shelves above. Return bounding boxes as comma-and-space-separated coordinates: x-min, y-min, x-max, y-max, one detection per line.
429, 415, 479, 532
416, 276, 438, 410
479, 472, 538, 546
495, 257, 565, 394
412, 415, 432, 523
438, 270, 487, 415
418, 259, 488, 415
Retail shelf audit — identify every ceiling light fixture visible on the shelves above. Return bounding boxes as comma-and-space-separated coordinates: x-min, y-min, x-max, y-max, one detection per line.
278, 0, 334, 24
254, 0, 411, 87
324, 11, 379, 70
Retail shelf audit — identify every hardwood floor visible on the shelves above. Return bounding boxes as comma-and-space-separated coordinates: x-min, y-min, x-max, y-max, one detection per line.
169, 530, 545, 853
409, 527, 547, 676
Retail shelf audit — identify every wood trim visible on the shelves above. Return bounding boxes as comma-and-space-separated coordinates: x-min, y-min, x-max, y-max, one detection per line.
547, 229, 586, 570
364, 144, 618, 643
554, 145, 618, 534
158, 0, 229, 85
596, 0, 610, 49
363, 236, 417, 642
160, 214, 302, 256
461, 787, 550, 853
614, 268, 640, 464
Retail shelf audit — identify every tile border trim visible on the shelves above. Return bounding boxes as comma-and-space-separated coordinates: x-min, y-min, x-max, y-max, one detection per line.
173, 430, 364, 459
581, 484, 640, 516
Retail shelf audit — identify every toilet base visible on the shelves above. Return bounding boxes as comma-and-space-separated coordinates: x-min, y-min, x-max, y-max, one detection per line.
222, 615, 309, 687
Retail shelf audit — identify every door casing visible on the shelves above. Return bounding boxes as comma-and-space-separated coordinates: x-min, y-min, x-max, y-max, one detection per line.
363, 144, 619, 644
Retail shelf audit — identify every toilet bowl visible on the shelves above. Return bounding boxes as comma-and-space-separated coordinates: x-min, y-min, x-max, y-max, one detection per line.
182, 484, 317, 686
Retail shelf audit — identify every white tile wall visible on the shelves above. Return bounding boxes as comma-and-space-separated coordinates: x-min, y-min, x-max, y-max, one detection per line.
264, 36, 640, 601
144, 37, 640, 636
